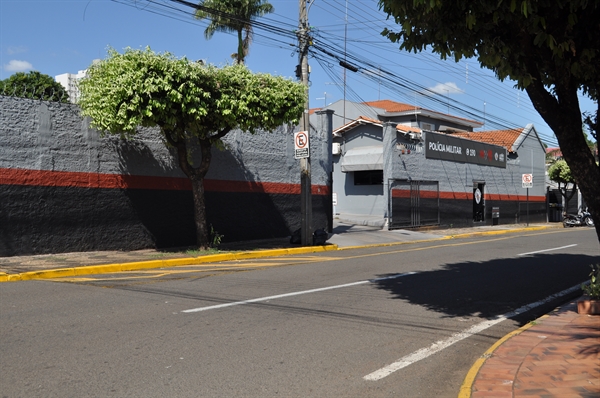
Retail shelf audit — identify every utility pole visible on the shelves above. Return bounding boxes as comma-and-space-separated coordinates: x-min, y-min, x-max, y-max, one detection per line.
298, 0, 312, 246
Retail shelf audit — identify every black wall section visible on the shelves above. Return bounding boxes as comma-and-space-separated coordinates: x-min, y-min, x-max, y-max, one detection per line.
437, 198, 546, 229
1, 185, 158, 256
0, 184, 328, 256
204, 192, 329, 243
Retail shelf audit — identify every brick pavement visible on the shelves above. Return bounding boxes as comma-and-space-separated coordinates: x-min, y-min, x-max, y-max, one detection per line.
468, 298, 600, 398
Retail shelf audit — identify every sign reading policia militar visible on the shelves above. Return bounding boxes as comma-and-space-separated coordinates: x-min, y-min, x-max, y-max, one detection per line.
424, 131, 507, 168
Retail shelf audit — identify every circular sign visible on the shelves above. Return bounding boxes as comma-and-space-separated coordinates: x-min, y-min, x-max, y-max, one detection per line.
474, 188, 482, 204
295, 131, 308, 149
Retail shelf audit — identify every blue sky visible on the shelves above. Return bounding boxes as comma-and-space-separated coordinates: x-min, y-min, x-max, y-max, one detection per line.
1, 0, 597, 147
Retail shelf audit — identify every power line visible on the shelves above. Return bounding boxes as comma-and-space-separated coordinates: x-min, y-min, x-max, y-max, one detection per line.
110, 0, 558, 145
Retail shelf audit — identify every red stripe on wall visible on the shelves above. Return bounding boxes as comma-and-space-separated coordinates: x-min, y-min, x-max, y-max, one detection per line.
439, 191, 471, 200
391, 188, 545, 202
0, 168, 329, 196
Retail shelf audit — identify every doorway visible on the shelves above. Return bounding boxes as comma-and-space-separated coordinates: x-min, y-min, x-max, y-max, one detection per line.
473, 182, 485, 222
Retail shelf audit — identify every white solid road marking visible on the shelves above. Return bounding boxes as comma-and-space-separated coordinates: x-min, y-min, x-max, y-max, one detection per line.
182, 269, 581, 382
363, 283, 582, 381
517, 244, 577, 256
181, 272, 417, 313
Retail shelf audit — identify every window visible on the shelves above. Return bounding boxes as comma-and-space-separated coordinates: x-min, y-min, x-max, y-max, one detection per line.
354, 170, 383, 185
421, 122, 433, 131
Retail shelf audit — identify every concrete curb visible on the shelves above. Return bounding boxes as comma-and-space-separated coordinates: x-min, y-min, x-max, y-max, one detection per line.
336, 225, 557, 251
0, 224, 560, 283
0, 244, 339, 282
457, 314, 549, 398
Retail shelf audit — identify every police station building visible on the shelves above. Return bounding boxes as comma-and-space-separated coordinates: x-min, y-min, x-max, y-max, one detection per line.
322, 100, 547, 229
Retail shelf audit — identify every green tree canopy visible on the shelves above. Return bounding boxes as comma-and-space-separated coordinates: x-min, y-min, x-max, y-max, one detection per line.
78, 47, 305, 248
195, 0, 274, 64
0, 71, 69, 102
548, 160, 575, 185
548, 159, 578, 213
379, 0, 600, 242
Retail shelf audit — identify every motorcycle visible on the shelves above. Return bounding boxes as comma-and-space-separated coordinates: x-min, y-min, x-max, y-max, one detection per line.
563, 208, 595, 228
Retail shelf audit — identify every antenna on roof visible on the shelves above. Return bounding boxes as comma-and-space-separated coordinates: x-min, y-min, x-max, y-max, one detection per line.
315, 92, 327, 107
483, 101, 486, 128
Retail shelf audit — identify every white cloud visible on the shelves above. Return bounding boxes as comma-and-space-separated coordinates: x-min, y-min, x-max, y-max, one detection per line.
4, 60, 33, 72
428, 82, 464, 95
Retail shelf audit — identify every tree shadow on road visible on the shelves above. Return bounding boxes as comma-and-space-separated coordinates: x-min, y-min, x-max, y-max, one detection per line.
371, 253, 599, 322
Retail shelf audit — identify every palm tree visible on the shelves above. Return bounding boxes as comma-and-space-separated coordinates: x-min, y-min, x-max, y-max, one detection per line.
195, 0, 274, 64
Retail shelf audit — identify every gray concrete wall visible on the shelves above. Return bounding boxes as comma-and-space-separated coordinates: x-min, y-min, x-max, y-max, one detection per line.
332, 124, 385, 215
311, 100, 382, 130
0, 96, 331, 256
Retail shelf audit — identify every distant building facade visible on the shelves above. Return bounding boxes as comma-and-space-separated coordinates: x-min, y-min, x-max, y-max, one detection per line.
55, 69, 87, 103
311, 100, 547, 228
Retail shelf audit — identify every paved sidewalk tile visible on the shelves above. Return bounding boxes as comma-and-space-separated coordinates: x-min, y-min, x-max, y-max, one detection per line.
471, 299, 600, 398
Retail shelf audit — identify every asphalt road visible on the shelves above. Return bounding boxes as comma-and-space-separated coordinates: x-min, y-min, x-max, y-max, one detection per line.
1, 228, 598, 397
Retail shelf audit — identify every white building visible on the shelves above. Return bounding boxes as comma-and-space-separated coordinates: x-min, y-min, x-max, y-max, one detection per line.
55, 69, 87, 104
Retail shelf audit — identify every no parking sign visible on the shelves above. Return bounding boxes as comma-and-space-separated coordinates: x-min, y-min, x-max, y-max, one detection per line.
294, 131, 309, 159
522, 173, 533, 188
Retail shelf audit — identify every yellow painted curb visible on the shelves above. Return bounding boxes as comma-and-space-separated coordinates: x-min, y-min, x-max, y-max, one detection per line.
448, 225, 555, 240
338, 236, 454, 251
457, 314, 549, 398
0, 224, 559, 283
0, 244, 339, 282
337, 225, 556, 252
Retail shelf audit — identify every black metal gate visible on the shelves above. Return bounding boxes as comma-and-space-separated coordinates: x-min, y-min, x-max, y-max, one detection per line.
389, 180, 440, 229
473, 182, 485, 222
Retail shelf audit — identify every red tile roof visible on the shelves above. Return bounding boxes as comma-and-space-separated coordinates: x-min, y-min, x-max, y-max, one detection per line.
363, 100, 420, 113
446, 128, 523, 151
396, 124, 422, 133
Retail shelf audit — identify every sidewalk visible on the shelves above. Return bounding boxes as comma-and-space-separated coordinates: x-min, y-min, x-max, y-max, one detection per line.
460, 298, 600, 398
0, 219, 559, 277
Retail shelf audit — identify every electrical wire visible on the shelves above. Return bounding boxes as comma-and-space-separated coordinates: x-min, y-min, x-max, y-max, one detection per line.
110, 0, 560, 145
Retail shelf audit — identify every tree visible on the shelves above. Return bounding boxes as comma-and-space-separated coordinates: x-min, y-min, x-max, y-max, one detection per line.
379, 0, 600, 242
547, 160, 578, 214
0, 71, 69, 102
78, 47, 305, 249
195, 0, 274, 64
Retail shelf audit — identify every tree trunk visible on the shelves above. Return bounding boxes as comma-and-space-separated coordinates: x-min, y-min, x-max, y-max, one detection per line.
190, 176, 210, 250
166, 131, 214, 250
525, 85, 600, 244
236, 28, 245, 64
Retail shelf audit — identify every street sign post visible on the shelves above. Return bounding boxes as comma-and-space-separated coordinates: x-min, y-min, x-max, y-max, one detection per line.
522, 174, 533, 226
522, 173, 533, 188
